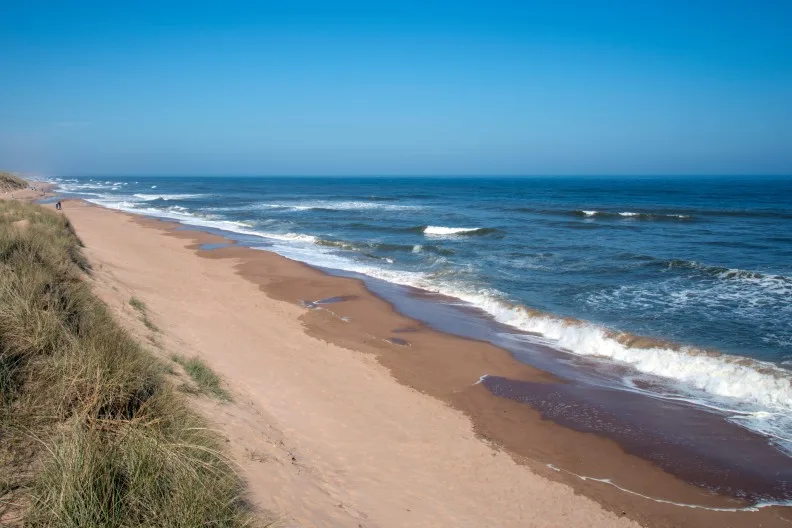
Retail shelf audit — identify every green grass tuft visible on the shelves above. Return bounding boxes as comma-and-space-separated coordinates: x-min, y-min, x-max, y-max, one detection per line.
129, 297, 146, 312
129, 296, 160, 333
0, 200, 250, 526
172, 355, 231, 401
142, 315, 160, 333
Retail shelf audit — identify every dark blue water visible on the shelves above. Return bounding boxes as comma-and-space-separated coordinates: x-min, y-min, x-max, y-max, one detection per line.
54, 175, 792, 452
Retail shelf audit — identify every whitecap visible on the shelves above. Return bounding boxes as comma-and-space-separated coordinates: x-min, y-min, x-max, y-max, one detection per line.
424, 226, 482, 235
132, 193, 204, 201
250, 200, 419, 212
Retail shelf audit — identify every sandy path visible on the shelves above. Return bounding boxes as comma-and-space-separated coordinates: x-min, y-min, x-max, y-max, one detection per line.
58, 200, 643, 528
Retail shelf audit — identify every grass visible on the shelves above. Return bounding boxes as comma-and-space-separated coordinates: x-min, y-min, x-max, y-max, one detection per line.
0, 172, 26, 192
172, 354, 231, 401
129, 296, 160, 333
143, 315, 160, 333
0, 199, 251, 526
129, 296, 146, 312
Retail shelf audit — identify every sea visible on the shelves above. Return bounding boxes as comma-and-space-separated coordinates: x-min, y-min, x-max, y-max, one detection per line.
51, 175, 792, 502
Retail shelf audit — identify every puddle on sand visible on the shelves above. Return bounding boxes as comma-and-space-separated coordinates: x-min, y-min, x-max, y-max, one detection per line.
316, 295, 357, 304
386, 337, 409, 346
199, 243, 235, 251
300, 295, 358, 309
392, 326, 421, 334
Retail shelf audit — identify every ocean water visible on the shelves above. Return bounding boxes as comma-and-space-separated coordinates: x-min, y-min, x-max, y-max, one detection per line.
53, 175, 792, 459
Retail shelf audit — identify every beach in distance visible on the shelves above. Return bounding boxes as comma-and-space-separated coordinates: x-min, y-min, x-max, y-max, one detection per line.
47, 175, 792, 527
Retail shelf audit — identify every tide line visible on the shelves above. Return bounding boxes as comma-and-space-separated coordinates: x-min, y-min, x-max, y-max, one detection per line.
547, 464, 790, 512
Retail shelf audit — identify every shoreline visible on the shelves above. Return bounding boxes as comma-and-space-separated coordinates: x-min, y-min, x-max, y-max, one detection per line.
55, 196, 792, 527
61, 179, 792, 435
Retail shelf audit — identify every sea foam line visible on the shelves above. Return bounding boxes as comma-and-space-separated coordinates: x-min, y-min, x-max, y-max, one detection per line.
575, 210, 691, 220
546, 464, 790, 511
83, 197, 317, 244
459, 298, 792, 411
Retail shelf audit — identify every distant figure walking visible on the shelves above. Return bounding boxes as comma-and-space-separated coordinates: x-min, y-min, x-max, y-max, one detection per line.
55, 200, 62, 210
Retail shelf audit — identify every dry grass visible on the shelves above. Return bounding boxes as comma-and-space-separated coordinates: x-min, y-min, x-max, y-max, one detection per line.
0, 200, 252, 526
0, 172, 26, 193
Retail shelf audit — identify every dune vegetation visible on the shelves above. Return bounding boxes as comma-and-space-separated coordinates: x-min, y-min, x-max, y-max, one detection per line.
0, 172, 27, 193
0, 199, 252, 526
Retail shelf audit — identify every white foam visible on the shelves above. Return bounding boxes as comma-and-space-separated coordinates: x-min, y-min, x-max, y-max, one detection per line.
424, 226, 481, 235
251, 200, 419, 212
584, 270, 791, 344
547, 464, 790, 511
58, 182, 115, 192
83, 197, 317, 244
133, 193, 204, 201
443, 288, 792, 409
577, 210, 690, 219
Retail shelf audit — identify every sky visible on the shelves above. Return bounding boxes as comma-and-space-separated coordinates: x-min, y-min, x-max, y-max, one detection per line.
1, 1, 791, 177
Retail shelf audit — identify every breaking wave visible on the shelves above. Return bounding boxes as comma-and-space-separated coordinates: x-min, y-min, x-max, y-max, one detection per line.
132, 193, 204, 201
423, 290, 792, 452
421, 226, 498, 236
247, 200, 419, 212
659, 260, 792, 296
664, 259, 791, 282
82, 196, 317, 244
315, 239, 456, 258
574, 210, 691, 220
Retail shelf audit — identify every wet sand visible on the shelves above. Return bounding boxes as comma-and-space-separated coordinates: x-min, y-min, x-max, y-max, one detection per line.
57, 198, 791, 527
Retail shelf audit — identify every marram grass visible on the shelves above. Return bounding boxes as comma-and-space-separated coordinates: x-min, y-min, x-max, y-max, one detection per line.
172, 354, 231, 401
0, 200, 252, 526
0, 172, 26, 192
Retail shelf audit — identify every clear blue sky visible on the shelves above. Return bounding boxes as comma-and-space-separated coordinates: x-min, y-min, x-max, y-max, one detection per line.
1, 1, 790, 176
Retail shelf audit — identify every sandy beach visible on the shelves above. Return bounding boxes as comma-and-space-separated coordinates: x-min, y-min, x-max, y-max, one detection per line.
44, 197, 790, 528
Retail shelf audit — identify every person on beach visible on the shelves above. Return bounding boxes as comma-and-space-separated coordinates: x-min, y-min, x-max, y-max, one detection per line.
55, 200, 62, 210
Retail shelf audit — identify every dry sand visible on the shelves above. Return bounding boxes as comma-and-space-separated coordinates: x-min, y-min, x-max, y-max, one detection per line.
48, 198, 790, 528
2, 185, 51, 202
